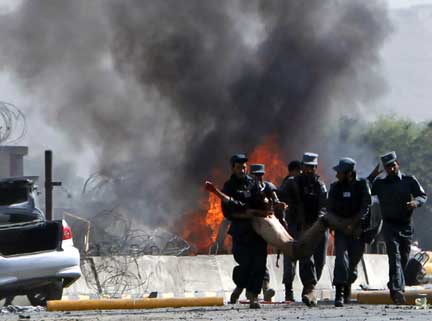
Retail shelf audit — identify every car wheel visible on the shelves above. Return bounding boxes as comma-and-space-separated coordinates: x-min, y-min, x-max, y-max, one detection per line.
27, 281, 63, 306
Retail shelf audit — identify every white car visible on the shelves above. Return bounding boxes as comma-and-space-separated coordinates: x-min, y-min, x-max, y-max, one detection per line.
0, 177, 81, 306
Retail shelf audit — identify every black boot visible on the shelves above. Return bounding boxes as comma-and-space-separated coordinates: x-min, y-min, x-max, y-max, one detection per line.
302, 284, 317, 307
390, 290, 406, 305
229, 287, 243, 304
284, 283, 295, 302
344, 285, 351, 304
249, 293, 261, 309
262, 280, 275, 302
334, 285, 344, 307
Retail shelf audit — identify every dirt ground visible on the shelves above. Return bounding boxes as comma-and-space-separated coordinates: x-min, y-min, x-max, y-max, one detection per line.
0, 302, 431, 321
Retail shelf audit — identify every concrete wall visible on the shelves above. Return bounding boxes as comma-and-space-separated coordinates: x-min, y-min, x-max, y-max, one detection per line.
63, 254, 389, 302
0, 146, 28, 178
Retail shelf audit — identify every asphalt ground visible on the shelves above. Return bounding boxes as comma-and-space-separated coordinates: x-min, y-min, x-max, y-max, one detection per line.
0, 302, 431, 321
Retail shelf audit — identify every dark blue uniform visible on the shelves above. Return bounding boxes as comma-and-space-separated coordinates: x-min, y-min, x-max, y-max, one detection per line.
262, 181, 278, 285
371, 173, 427, 294
278, 174, 328, 291
222, 174, 267, 295
328, 177, 371, 286
278, 176, 301, 295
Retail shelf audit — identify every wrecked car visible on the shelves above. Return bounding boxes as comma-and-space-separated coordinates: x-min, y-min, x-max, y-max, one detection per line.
0, 177, 81, 306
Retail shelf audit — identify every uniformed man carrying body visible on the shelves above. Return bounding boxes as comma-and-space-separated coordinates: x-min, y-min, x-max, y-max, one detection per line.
249, 163, 283, 302
279, 153, 329, 307
222, 154, 267, 309
371, 151, 427, 304
328, 158, 372, 307
278, 160, 302, 302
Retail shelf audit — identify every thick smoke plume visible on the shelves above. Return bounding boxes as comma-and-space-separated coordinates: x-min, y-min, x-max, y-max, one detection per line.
0, 1, 390, 226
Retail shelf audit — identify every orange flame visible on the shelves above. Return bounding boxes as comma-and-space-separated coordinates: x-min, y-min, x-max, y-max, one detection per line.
178, 135, 288, 254
249, 135, 287, 185
178, 193, 223, 253
176, 168, 226, 254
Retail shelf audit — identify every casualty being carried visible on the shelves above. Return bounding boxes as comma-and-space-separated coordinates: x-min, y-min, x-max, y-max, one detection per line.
205, 180, 326, 259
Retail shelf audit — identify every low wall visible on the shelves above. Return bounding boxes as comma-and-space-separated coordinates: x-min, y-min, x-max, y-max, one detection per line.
63, 254, 389, 302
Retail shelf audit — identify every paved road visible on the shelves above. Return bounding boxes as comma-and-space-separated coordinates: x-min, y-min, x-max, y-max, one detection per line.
0, 303, 430, 321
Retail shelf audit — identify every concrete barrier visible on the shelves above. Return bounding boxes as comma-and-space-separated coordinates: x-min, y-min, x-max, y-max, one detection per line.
62, 258, 96, 299
361, 254, 389, 290
63, 254, 391, 302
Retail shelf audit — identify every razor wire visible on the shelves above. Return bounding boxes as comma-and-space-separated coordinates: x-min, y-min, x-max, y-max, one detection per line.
85, 207, 192, 257
82, 173, 113, 198
81, 256, 151, 298
81, 170, 193, 257
78, 208, 191, 298
0, 101, 26, 145
73, 172, 195, 297
82, 164, 142, 196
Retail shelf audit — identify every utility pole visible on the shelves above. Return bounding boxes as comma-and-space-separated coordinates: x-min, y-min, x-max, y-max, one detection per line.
45, 150, 62, 221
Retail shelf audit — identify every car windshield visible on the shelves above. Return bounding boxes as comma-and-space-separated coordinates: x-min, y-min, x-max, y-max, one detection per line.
0, 183, 29, 206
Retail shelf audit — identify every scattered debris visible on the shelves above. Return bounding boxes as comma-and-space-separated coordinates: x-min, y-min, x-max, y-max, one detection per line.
1, 305, 45, 314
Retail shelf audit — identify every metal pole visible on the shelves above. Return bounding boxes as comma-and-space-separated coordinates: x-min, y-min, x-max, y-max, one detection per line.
45, 150, 62, 221
45, 150, 53, 221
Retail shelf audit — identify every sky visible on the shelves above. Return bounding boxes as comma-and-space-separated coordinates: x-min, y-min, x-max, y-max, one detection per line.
389, 0, 432, 8
377, 1, 432, 120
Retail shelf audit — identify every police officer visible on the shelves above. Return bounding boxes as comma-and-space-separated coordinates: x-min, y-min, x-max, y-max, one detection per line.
222, 154, 267, 309
328, 158, 372, 307
280, 153, 328, 307
278, 160, 302, 302
371, 151, 427, 304
249, 163, 287, 302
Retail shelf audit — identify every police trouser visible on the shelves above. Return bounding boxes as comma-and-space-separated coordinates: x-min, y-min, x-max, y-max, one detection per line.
283, 223, 300, 287
382, 222, 412, 292
232, 241, 267, 295
263, 268, 270, 283
283, 223, 328, 287
333, 230, 365, 286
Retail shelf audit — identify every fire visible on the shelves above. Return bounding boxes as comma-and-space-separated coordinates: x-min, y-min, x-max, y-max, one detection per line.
177, 168, 226, 254
249, 135, 287, 185
177, 135, 336, 256
178, 193, 223, 254
178, 135, 288, 254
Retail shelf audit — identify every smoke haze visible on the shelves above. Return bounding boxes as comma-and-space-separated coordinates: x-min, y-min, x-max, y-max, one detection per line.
0, 0, 391, 226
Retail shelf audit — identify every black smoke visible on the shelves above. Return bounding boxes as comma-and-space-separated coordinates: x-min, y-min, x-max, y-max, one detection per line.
0, 0, 391, 226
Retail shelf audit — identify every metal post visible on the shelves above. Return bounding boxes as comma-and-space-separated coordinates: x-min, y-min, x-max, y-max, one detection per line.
45, 150, 53, 221
45, 150, 62, 221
